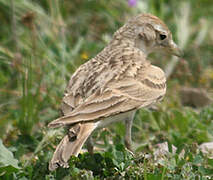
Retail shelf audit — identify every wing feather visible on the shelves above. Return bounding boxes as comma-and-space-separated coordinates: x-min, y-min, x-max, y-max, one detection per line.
49, 49, 166, 128
49, 69, 166, 128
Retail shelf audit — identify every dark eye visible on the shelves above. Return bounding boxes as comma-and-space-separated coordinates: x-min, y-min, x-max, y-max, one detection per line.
159, 34, 167, 40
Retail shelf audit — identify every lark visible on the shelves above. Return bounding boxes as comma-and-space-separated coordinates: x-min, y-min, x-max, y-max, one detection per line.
48, 13, 182, 171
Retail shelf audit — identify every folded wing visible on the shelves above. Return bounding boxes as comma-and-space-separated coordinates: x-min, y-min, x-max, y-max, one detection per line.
48, 61, 166, 128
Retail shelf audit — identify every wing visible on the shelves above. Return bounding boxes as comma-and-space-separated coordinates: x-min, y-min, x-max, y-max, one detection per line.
48, 52, 166, 128
61, 46, 145, 115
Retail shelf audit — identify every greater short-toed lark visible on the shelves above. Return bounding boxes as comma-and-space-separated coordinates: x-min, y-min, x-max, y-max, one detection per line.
48, 13, 182, 171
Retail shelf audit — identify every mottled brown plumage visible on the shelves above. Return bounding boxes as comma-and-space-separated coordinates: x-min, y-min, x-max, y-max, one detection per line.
48, 13, 181, 171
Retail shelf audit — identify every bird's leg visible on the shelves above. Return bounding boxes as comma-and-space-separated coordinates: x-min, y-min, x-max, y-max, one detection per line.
125, 118, 133, 151
124, 111, 136, 152
86, 135, 94, 154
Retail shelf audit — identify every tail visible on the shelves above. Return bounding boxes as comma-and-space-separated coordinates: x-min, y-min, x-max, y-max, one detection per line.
49, 122, 97, 171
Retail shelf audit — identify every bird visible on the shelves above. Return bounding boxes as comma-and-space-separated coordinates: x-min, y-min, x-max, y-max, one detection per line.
48, 13, 182, 171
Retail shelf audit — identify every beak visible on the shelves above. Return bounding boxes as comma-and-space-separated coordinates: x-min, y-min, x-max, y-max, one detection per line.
169, 40, 183, 57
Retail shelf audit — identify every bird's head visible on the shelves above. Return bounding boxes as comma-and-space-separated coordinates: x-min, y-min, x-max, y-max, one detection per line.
115, 14, 182, 57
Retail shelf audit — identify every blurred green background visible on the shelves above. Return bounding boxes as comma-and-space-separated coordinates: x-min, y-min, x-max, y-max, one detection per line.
0, 0, 213, 179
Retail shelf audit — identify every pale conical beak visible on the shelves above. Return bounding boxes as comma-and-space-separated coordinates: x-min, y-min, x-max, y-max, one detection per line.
169, 40, 183, 57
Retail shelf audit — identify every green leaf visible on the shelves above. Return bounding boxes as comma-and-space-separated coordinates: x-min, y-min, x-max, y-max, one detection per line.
0, 139, 20, 173
198, 166, 213, 176
207, 158, 213, 167
147, 173, 162, 180
193, 155, 203, 165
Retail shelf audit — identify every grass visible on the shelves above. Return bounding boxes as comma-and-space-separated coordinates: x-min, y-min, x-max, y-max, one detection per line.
0, 0, 213, 179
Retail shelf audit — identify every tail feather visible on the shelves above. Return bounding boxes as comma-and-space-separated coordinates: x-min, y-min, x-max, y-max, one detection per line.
49, 122, 96, 171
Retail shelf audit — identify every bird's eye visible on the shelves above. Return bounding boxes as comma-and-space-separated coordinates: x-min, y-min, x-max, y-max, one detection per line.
159, 34, 167, 40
